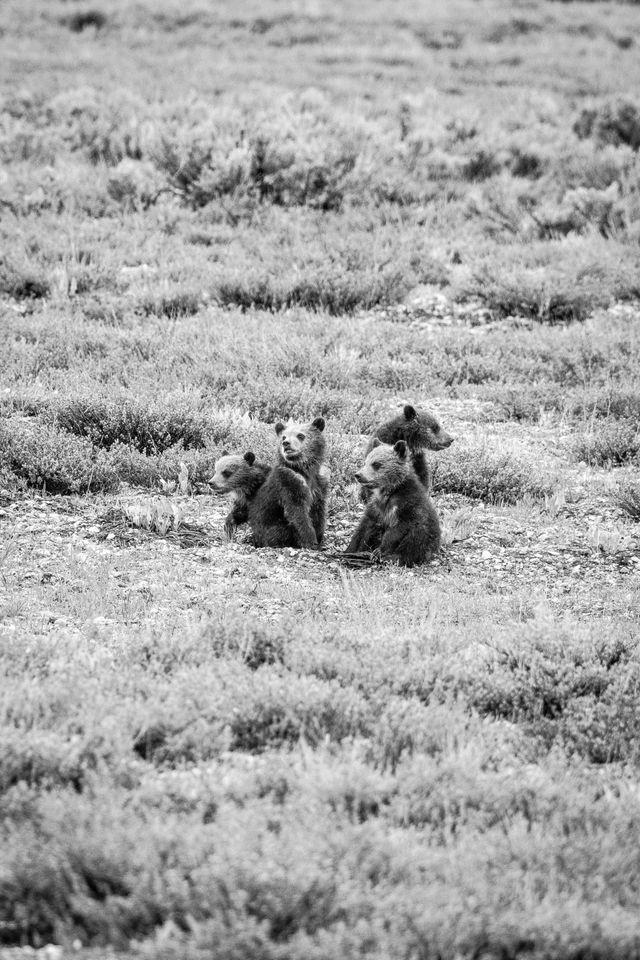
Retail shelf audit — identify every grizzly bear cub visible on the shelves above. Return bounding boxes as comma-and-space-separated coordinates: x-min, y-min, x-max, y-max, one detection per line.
209, 451, 270, 539
348, 439, 441, 567
368, 403, 454, 492
249, 416, 329, 549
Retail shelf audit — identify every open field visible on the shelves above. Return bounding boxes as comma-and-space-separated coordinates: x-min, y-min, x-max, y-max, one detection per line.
1, 0, 640, 956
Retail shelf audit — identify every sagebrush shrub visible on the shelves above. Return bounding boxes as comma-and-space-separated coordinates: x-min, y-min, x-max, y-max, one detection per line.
574, 97, 640, 150
106, 159, 162, 210
154, 104, 361, 211
62, 10, 108, 33
49, 87, 154, 165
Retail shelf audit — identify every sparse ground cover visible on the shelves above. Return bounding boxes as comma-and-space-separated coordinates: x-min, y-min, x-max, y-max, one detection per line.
1, 1, 640, 957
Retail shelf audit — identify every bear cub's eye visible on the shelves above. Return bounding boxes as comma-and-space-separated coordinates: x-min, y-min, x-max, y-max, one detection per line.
221, 469, 232, 478
297, 433, 305, 441
371, 462, 381, 470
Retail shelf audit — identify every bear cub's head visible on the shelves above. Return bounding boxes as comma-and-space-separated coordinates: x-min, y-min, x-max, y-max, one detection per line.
275, 417, 325, 469
355, 439, 411, 493
376, 404, 454, 451
209, 451, 264, 493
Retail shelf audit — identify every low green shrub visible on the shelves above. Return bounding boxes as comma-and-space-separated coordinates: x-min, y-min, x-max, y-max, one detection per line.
453, 622, 640, 762
32, 396, 209, 455
198, 617, 287, 670
0, 258, 49, 300
214, 264, 409, 314
132, 666, 372, 764
433, 443, 550, 503
0, 728, 106, 793
560, 687, 640, 764
572, 422, 640, 466
138, 288, 203, 319
568, 387, 640, 422
107, 442, 162, 488
0, 418, 118, 493
228, 675, 371, 752
455, 240, 640, 322
467, 265, 600, 323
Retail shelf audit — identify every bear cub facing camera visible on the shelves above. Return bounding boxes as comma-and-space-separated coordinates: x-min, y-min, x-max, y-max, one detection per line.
348, 439, 441, 567
250, 416, 329, 549
209, 451, 270, 539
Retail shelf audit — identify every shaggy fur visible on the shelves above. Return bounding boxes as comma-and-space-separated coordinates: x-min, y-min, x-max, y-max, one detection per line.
348, 439, 441, 567
249, 417, 329, 549
364, 403, 454, 495
209, 451, 270, 539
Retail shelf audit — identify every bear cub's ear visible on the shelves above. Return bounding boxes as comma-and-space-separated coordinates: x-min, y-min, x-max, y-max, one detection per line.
371, 438, 382, 449
243, 451, 256, 466
403, 404, 417, 421
311, 416, 325, 432
275, 422, 285, 435
394, 440, 408, 458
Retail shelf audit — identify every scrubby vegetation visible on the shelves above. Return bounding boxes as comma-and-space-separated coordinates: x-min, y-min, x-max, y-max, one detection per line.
1, 0, 640, 957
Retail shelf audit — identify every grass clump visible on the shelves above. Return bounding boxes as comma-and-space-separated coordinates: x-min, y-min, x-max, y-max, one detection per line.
614, 482, 640, 521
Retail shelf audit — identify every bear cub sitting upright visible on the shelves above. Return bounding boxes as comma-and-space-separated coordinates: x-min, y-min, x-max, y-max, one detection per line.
209, 451, 270, 539
348, 439, 441, 567
249, 416, 329, 549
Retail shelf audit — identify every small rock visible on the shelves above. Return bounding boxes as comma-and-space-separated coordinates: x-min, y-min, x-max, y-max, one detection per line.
41, 946, 63, 960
